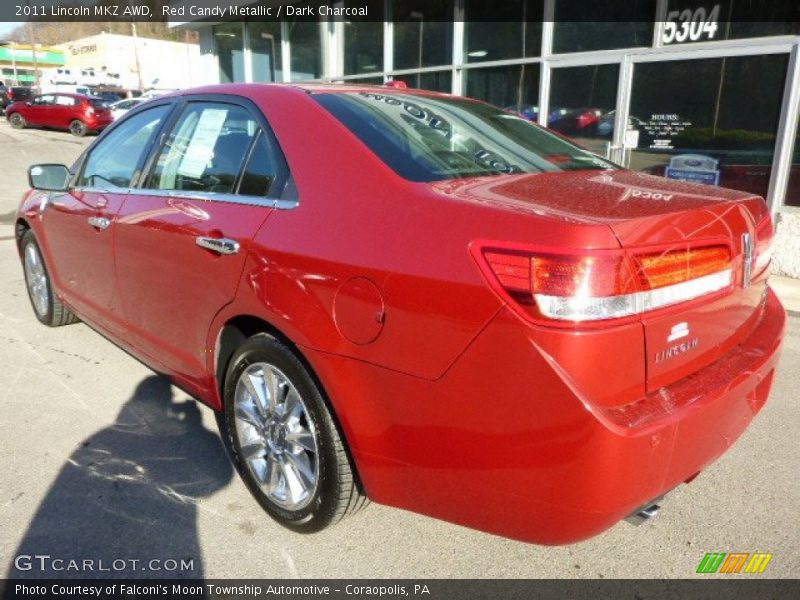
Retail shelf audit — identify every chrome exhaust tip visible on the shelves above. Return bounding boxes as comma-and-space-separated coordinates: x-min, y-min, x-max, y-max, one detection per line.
625, 497, 664, 526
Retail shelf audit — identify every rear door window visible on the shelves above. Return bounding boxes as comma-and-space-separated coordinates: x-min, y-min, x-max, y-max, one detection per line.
238, 131, 280, 196
146, 102, 259, 195
54, 95, 78, 106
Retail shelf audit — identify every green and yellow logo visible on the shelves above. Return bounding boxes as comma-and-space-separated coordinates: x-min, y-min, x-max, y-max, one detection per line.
697, 552, 773, 574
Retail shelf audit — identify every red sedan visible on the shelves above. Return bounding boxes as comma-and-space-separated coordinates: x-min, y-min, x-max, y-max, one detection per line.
6, 92, 113, 136
14, 84, 784, 544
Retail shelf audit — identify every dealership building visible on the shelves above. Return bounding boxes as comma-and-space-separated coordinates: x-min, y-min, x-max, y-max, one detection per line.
58, 32, 202, 91
174, 0, 800, 276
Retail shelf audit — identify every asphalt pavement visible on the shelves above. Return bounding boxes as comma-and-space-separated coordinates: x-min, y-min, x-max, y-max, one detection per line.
0, 120, 798, 579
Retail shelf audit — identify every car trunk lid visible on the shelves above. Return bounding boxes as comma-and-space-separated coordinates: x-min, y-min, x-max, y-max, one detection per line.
430, 169, 771, 394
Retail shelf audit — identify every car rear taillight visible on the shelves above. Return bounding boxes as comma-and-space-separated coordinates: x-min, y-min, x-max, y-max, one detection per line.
753, 216, 774, 279
474, 242, 733, 325
634, 246, 731, 290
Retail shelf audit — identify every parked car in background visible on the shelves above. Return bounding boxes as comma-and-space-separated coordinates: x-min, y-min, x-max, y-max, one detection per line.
505, 103, 540, 122
94, 91, 125, 105
597, 111, 654, 148
6, 92, 113, 137
551, 107, 607, 136
140, 88, 178, 99
7, 87, 36, 106
0, 81, 8, 112
2, 85, 36, 111
15, 83, 784, 545
505, 105, 584, 129
109, 97, 146, 120
597, 111, 647, 137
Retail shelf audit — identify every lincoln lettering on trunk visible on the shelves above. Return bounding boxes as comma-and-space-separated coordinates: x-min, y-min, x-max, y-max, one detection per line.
654, 338, 700, 364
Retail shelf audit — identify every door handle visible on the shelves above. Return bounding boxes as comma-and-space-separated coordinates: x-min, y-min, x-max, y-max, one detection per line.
87, 216, 111, 230
195, 236, 240, 255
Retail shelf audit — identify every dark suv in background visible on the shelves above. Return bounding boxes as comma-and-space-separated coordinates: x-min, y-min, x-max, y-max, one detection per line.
2, 86, 36, 112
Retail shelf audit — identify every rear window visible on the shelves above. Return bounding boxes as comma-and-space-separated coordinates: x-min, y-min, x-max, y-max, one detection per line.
314, 92, 614, 182
89, 98, 108, 109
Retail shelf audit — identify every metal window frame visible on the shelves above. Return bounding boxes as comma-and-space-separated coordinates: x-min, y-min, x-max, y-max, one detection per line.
242, 22, 253, 82
280, 21, 291, 82
451, 0, 465, 95
767, 43, 800, 215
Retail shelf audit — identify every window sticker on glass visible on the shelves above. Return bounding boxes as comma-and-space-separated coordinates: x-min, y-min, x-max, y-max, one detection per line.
179, 108, 229, 179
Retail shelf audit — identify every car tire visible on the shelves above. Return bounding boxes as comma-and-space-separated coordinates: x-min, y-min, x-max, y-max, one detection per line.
21, 231, 79, 327
69, 120, 87, 137
9, 113, 26, 129
219, 333, 367, 533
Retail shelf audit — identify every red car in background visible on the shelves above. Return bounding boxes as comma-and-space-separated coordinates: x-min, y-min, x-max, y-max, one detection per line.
6, 92, 112, 136
14, 84, 784, 544
551, 107, 606, 136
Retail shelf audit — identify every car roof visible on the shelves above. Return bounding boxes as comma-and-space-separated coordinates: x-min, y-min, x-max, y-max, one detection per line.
160, 82, 455, 101
291, 82, 449, 96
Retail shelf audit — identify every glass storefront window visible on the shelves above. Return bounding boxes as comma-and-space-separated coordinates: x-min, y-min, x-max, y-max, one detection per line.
662, 0, 800, 46
248, 22, 283, 83
347, 76, 386, 85
214, 23, 244, 84
553, 0, 656, 54
288, 20, 323, 81
628, 54, 788, 200
392, 0, 454, 70
464, 0, 543, 63
395, 70, 452, 93
344, 3, 384, 75
464, 64, 540, 118
549, 64, 619, 156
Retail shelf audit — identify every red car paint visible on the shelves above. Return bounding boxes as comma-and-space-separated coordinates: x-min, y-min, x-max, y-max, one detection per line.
15, 84, 785, 544
6, 92, 112, 133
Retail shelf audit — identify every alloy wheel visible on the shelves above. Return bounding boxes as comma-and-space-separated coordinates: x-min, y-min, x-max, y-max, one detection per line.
70, 120, 87, 136
23, 242, 49, 317
233, 362, 319, 511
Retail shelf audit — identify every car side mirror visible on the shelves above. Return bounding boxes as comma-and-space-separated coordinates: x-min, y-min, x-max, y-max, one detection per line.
29, 164, 70, 192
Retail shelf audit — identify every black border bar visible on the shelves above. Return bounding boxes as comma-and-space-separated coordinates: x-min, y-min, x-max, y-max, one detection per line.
2, 579, 800, 600
1, 0, 800, 23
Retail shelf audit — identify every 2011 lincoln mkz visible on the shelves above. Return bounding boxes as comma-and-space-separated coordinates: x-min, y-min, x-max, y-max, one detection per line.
15, 83, 785, 544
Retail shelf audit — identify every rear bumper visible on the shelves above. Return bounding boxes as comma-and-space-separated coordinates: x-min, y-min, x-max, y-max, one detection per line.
321, 288, 785, 544
86, 116, 113, 130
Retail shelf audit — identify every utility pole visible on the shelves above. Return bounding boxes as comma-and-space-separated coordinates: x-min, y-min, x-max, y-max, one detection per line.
126, 0, 144, 92
11, 41, 18, 85
26, 18, 39, 89
131, 21, 144, 92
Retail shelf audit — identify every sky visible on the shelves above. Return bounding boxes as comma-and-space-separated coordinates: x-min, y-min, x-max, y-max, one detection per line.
0, 22, 19, 38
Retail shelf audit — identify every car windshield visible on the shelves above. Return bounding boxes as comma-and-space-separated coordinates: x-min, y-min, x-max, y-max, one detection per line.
314, 91, 615, 183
